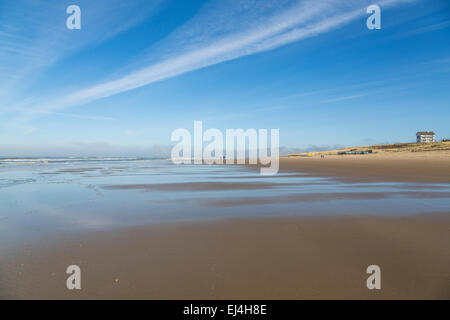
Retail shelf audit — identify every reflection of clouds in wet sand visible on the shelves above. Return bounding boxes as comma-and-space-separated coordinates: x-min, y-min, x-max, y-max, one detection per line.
57, 168, 103, 173
0, 158, 450, 299
102, 182, 286, 191
176, 191, 450, 207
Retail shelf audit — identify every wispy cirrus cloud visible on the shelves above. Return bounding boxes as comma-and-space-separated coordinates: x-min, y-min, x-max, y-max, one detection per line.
321, 93, 369, 103
11, 0, 414, 115
0, 0, 164, 103
27, 110, 115, 121
399, 19, 450, 37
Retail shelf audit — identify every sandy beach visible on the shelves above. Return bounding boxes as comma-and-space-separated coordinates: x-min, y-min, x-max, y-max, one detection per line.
3, 215, 449, 300
1, 153, 449, 300
279, 151, 450, 183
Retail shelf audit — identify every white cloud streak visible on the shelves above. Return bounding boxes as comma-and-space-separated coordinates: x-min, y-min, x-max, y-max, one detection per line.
9, 0, 414, 114
0, 0, 164, 102
30, 110, 115, 121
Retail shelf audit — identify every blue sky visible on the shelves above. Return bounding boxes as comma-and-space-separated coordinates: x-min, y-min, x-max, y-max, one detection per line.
0, 0, 449, 156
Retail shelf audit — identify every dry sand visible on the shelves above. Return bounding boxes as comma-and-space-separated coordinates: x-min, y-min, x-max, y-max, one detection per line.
280, 151, 450, 183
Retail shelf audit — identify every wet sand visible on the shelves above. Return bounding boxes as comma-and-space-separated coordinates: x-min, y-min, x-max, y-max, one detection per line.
2, 154, 450, 299
195, 191, 450, 207
102, 181, 285, 191
3, 215, 450, 299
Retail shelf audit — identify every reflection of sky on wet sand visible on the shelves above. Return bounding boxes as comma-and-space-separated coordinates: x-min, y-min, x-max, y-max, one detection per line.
1, 159, 450, 248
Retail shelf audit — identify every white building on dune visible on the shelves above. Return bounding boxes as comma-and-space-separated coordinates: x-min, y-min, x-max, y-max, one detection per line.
416, 131, 435, 143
